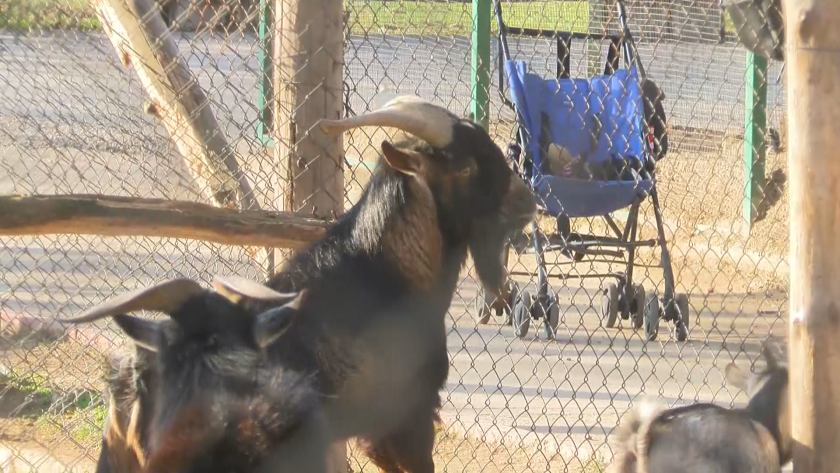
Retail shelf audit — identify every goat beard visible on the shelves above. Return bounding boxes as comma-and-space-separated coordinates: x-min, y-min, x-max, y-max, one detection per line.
468, 218, 512, 301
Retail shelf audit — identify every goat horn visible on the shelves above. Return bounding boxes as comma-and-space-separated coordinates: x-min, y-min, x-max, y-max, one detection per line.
59, 278, 205, 323
211, 274, 299, 303
318, 95, 456, 148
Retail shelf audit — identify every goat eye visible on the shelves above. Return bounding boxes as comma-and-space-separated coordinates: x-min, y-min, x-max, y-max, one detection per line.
459, 167, 472, 177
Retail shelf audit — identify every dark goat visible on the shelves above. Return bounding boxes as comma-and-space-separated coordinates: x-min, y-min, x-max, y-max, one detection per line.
234, 95, 536, 472
722, 0, 785, 61
64, 278, 331, 473
76, 96, 536, 473
606, 340, 791, 473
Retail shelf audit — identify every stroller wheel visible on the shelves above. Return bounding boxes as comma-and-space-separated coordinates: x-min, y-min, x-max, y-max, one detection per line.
543, 291, 560, 340
632, 284, 645, 329
644, 293, 660, 341
505, 282, 519, 326
675, 293, 690, 342
601, 282, 620, 328
513, 290, 532, 339
474, 287, 492, 325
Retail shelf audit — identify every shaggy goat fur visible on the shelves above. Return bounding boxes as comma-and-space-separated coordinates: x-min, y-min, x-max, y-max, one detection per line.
606, 342, 791, 473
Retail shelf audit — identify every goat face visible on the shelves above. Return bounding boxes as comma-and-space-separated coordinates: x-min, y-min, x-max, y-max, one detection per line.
319, 95, 536, 296
61, 276, 322, 473
725, 339, 792, 466
96, 346, 158, 473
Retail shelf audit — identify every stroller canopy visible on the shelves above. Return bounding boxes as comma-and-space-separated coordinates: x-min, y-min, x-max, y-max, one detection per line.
504, 59, 655, 218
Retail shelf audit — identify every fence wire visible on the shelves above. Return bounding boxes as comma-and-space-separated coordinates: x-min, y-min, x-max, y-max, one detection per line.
1, 0, 789, 471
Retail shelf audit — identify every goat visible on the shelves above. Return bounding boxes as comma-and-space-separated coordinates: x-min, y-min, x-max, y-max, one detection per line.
722, 0, 784, 62
606, 340, 791, 473
64, 278, 332, 473
73, 96, 536, 473
243, 94, 536, 472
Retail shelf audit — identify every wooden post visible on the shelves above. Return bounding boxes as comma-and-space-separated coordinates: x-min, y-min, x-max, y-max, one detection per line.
272, 0, 344, 219
470, 0, 491, 129
786, 1, 840, 472
742, 49, 767, 228
272, 0, 347, 469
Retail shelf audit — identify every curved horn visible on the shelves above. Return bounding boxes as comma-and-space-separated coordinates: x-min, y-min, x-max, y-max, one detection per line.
59, 278, 205, 324
211, 274, 299, 304
318, 95, 456, 148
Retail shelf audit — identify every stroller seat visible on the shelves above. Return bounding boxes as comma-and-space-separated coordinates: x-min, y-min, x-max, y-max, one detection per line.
504, 59, 655, 218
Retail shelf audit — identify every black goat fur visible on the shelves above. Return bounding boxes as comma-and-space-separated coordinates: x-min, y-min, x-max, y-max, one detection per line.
243, 125, 533, 472
90, 115, 534, 473
95, 292, 329, 473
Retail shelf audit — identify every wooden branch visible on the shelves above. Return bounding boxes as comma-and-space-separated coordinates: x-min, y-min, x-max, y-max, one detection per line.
94, 0, 248, 209
0, 195, 328, 249
92, 0, 275, 271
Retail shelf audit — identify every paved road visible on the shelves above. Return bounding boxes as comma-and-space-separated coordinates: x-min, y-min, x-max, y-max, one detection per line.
0, 29, 789, 464
0, 30, 786, 153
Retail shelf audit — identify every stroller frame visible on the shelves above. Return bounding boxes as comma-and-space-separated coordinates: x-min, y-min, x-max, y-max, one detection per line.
476, 0, 689, 342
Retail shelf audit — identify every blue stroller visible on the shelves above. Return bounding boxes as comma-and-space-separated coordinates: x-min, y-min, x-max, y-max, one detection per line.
475, 0, 689, 342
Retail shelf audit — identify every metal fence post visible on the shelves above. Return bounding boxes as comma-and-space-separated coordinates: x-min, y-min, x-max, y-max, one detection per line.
742, 49, 767, 228
471, 0, 491, 129
786, 1, 840, 472
256, 0, 273, 145
587, 0, 606, 77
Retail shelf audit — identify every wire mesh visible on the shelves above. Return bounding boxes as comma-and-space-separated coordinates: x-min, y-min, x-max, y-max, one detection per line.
1, 0, 789, 471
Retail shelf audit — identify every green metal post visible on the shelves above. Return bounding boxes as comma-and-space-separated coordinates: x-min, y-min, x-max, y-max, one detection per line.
742, 50, 768, 227
470, 0, 491, 130
587, 0, 605, 77
256, 0, 274, 145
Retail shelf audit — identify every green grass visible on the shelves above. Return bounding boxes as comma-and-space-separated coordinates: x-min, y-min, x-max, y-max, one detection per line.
0, 0, 737, 40
0, 0, 587, 35
348, 1, 589, 37
0, 368, 54, 416
0, 0, 100, 30
1, 366, 107, 443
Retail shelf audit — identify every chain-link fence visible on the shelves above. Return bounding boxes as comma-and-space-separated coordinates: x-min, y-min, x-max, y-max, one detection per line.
1, 0, 789, 471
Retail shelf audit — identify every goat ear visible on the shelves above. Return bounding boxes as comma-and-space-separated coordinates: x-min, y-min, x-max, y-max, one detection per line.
112, 314, 161, 353
253, 290, 306, 348
725, 362, 749, 391
380, 140, 425, 176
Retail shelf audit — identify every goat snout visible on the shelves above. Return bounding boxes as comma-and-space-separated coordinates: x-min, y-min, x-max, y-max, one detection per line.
502, 174, 536, 230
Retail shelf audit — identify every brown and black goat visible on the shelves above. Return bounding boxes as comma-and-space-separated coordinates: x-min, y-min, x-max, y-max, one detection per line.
605, 340, 791, 473
65, 277, 331, 473
241, 94, 536, 472
74, 95, 536, 473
